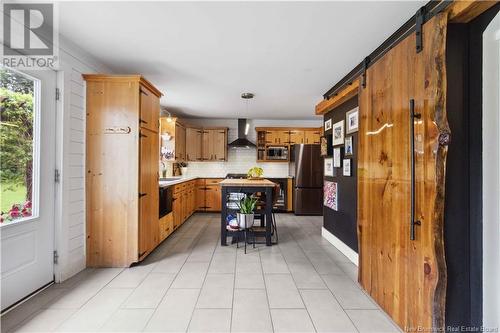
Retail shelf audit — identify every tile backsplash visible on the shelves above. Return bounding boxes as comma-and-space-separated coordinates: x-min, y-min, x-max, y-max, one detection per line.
183, 147, 289, 178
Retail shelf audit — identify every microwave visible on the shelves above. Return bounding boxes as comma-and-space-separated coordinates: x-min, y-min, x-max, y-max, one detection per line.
267, 146, 288, 160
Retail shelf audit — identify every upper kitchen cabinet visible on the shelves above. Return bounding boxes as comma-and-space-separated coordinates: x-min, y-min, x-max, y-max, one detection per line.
289, 130, 305, 144
202, 128, 228, 161
186, 127, 203, 161
161, 123, 226, 162
160, 118, 186, 162
255, 127, 322, 162
139, 84, 160, 132
265, 130, 290, 145
174, 122, 186, 161
83, 74, 162, 267
304, 129, 321, 144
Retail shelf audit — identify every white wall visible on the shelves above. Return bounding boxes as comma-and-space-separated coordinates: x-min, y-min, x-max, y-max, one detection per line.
54, 36, 112, 282
180, 118, 322, 177
482, 12, 500, 329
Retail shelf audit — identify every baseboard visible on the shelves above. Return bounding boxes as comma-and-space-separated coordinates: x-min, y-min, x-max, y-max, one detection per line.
321, 227, 359, 266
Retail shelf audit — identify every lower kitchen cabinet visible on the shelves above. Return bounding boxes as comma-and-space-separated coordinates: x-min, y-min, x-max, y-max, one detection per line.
159, 212, 173, 242
205, 185, 221, 211
195, 178, 223, 212
172, 180, 197, 231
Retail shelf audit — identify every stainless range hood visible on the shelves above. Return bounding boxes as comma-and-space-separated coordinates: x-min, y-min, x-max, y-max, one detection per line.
228, 119, 256, 149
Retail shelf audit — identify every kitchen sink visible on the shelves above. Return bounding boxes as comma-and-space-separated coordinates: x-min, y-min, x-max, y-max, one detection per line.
160, 177, 182, 181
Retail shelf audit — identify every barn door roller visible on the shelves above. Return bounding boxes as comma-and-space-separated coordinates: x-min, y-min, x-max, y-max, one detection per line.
415, 7, 426, 53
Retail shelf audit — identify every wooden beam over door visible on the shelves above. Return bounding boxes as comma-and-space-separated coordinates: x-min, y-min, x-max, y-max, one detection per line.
447, 0, 499, 23
315, 79, 359, 115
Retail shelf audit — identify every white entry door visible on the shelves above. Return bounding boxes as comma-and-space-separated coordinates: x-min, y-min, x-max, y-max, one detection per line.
1, 67, 57, 311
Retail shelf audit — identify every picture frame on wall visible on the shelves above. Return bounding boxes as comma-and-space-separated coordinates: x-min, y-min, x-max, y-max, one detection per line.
332, 120, 345, 145
345, 136, 353, 156
324, 158, 334, 176
333, 147, 341, 167
324, 119, 332, 131
320, 136, 328, 156
346, 107, 359, 134
343, 158, 352, 176
324, 181, 338, 211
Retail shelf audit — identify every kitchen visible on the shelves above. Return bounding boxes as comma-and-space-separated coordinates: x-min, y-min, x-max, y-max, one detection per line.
82, 75, 324, 266
156, 114, 325, 258
2, 2, 498, 332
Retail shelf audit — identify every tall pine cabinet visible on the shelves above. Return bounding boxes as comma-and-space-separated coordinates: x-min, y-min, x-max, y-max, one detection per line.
83, 75, 163, 267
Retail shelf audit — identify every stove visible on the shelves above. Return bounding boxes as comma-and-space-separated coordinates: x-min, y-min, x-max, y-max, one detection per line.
225, 173, 248, 179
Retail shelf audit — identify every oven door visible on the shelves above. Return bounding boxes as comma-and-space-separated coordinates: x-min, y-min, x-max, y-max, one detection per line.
159, 186, 173, 218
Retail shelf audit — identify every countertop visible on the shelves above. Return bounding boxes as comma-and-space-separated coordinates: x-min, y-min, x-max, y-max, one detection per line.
219, 178, 276, 187
159, 175, 293, 187
159, 176, 199, 187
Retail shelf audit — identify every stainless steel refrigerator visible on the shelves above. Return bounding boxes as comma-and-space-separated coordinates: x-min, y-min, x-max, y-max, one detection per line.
289, 144, 323, 215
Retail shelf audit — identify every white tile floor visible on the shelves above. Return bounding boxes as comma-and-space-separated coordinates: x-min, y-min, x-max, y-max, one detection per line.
1, 213, 401, 333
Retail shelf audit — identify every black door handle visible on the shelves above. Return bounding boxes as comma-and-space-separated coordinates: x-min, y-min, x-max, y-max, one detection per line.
139, 192, 147, 198
410, 99, 421, 241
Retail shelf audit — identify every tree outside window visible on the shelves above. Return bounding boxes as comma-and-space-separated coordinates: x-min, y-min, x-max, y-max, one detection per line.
1, 68, 35, 223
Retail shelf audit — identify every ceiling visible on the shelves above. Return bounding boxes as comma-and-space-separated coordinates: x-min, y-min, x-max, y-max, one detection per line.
59, 1, 424, 119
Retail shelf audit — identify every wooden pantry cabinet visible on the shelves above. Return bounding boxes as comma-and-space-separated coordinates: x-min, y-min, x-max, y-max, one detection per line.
84, 74, 162, 267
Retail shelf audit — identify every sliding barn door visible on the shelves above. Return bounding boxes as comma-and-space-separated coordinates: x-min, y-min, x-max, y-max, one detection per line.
358, 13, 449, 331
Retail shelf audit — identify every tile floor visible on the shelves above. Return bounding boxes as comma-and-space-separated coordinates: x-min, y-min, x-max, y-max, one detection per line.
1, 213, 401, 333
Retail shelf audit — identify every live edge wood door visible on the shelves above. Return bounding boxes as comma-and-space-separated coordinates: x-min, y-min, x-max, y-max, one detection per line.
358, 14, 449, 331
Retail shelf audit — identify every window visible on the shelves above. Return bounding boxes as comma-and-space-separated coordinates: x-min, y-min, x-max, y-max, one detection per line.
0, 67, 39, 224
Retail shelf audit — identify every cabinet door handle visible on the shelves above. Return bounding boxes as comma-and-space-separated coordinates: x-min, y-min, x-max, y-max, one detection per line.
409, 99, 421, 241
139, 192, 147, 198
139, 118, 148, 124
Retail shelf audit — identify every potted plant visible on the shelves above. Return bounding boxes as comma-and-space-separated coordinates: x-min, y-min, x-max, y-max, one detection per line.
236, 195, 258, 229
247, 166, 264, 179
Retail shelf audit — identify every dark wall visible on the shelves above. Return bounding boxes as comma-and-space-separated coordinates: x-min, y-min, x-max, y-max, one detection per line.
323, 96, 358, 252
444, 4, 499, 330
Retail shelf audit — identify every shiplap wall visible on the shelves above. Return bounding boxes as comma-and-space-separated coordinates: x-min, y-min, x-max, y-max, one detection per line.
55, 37, 112, 282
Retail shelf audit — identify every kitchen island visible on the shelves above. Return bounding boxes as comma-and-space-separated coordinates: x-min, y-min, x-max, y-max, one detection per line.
220, 178, 276, 246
